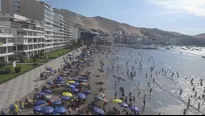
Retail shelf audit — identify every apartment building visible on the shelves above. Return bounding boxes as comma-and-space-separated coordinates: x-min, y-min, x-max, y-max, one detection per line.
1, 0, 21, 14
0, 13, 45, 59
71, 27, 79, 42
53, 13, 67, 50
0, 25, 15, 63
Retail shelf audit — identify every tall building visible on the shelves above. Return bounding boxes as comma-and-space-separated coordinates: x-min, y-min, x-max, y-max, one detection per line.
19, 0, 55, 52
53, 13, 67, 50
1, 0, 21, 14
1, 0, 70, 53
71, 27, 79, 42
0, 25, 14, 63
0, 13, 45, 60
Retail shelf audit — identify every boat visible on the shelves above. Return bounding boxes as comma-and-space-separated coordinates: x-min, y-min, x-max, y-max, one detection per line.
202, 56, 205, 58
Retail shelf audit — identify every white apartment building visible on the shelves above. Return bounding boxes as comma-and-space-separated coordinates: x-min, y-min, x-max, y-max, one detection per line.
0, 13, 45, 59
1, 0, 21, 14
1, 0, 73, 54
19, 0, 70, 53
71, 27, 79, 42
53, 13, 67, 50
0, 25, 15, 63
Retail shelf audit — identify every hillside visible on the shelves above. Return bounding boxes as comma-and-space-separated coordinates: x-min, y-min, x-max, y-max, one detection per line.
54, 8, 205, 46
195, 33, 205, 39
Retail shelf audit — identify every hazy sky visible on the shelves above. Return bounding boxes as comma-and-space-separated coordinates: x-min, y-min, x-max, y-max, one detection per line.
43, 0, 205, 35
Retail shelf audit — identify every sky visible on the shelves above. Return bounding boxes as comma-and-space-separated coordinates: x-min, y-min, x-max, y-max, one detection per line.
43, 0, 205, 35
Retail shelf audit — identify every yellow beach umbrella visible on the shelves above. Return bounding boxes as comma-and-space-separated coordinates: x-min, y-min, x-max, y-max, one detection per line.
80, 83, 86, 85
112, 99, 123, 103
67, 81, 75, 84
62, 92, 73, 97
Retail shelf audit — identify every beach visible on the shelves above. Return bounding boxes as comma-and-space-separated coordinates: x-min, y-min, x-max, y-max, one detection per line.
4, 45, 205, 115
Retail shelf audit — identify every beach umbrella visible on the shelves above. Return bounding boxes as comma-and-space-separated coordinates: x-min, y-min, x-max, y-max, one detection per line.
71, 88, 79, 93
54, 107, 67, 114
34, 100, 47, 106
79, 79, 87, 82
44, 94, 52, 99
35, 92, 46, 96
73, 82, 80, 86
130, 106, 140, 112
79, 60, 84, 63
94, 96, 103, 101
61, 96, 71, 101
46, 67, 53, 72
62, 92, 73, 97
119, 102, 129, 108
112, 99, 123, 103
56, 76, 63, 81
67, 81, 75, 84
78, 76, 87, 80
52, 100, 62, 105
41, 106, 54, 114
43, 89, 52, 94
80, 83, 87, 86
47, 81, 54, 85
92, 107, 105, 115
68, 84, 75, 89
77, 93, 86, 99
83, 90, 91, 94
33, 105, 41, 112
54, 81, 64, 84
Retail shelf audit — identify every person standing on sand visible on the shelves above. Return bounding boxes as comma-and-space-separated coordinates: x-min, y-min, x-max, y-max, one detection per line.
183, 108, 186, 115
179, 89, 183, 96
198, 103, 200, 111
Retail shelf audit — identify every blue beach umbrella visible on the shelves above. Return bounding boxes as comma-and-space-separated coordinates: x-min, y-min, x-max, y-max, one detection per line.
33, 105, 41, 112
78, 76, 87, 80
79, 79, 87, 82
47, 81, 54, 85
54, 81, 64, 84
43, 89, 52, 94
34, 100, 47, 106
77, 93, 86, 99
92, 107, 105, 115
46, 67, 53, 72
73, 82, 80, 86
56, 76, 63, 81
71, 88, 79, 93
83, 90, 91, 94
61, 96, 71, 101
35, 92, 46, 96
119, 102, 129, 108
130, 106, 140, 112
41, 106, 54, 114
52, 100, 62, 105
54, 107, 68, 114
68, 84, 75, 89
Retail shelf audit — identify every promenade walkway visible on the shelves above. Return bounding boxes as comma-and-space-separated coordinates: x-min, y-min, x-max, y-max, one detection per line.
0, 47, 85, 110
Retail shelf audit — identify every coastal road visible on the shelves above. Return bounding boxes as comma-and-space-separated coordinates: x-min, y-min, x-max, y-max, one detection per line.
0, 47, 84, 110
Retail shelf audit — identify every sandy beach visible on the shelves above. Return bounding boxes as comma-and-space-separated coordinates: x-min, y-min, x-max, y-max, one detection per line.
10, 45, 127, 115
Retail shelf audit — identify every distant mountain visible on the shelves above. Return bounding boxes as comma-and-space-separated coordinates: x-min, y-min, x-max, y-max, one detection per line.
53, 8, 205, 46
195, 33, 205, 39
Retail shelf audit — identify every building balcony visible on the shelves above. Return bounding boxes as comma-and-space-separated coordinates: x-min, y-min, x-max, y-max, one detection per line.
14, 42, 45, 45
0, 52, 14, 57
17, 28, 44, 33
0, 43, 14, 47
16, 35, 45, 38
16, 47, 46, 53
